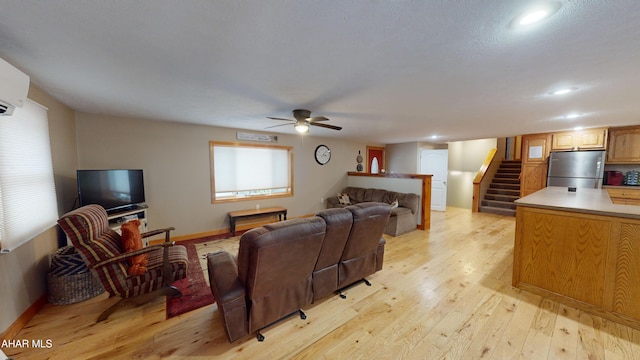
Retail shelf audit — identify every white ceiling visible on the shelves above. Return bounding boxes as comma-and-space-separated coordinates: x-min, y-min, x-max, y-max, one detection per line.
1, 1, 639, 144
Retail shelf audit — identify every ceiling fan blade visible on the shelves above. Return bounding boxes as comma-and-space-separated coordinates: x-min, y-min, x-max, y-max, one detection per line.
265, 123, 292, 129
308, 116, 329, 122
267, 117, 295, 122
310, 122, 342, 131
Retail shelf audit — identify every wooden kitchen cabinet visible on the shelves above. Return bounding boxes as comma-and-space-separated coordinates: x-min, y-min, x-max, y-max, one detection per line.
606, 187, 640, 205
520, 133, 551, 196
520, 164, 547, 197
551, 127, 608, 151
607, 126, 640, 163
522, 133, 551, 163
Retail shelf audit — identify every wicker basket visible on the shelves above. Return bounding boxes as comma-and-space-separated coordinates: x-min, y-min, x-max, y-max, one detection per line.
47, 246, 105, 305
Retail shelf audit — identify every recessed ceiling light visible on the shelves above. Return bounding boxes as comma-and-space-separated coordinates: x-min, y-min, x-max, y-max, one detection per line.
512, 2, 562, 27
550, 87, 578, 96
574, 126, 584, 131
520, 10, 549, 25
431, 135, 438, 139
564, 113, 582, 119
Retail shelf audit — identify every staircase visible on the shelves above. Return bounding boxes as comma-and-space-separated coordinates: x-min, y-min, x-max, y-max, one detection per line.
479, 160, 522, 216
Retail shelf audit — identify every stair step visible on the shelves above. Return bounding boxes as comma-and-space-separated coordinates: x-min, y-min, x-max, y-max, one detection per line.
493, 178, 520, 184
479, 206, 516, 217
484, 194, 519, 202
482, 199, 517, 209
487, 188, 520, 196
479, 160, 521, 217
495, 171, 520, 179
497, 168, 521, 173
490, 183, 520, 190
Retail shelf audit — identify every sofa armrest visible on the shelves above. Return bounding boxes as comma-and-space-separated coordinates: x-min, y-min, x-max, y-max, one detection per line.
207, 251, 248, 342
326, 197, 343, 208
376, 237, 386, 272
91, 244, 168, 268
399, 193, 420, 214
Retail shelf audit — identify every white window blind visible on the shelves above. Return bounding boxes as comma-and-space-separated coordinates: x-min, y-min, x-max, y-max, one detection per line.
0, 99, 58, 253
211, 142, 293, 202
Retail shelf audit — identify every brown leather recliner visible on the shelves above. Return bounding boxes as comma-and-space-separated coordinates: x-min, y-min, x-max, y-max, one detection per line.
312, 208, 353, 302
338, 202, 391, 293
207, 217, 326, 342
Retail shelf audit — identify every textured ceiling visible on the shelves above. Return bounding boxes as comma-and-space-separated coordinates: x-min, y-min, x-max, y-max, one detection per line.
1, 1, 639, 143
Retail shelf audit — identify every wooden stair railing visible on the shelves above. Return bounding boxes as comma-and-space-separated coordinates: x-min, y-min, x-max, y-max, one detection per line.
472, 149, 497, 212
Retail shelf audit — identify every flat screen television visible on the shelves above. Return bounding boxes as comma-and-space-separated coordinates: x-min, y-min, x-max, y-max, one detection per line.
77, 169, 146, 213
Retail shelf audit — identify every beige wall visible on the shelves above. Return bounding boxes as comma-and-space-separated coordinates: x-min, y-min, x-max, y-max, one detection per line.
0, 84, 77, 334
386, 142, 419, 173
386, 141, 448, 174
0, 83, 500, 335
75, 113, 366, 237
447, 138, 497, 209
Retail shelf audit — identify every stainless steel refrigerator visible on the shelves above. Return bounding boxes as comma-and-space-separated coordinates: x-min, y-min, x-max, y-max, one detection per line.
547, 150, 606, 189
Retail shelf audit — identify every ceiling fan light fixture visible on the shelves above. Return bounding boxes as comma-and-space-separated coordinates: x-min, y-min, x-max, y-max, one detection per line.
294, 122, 309, 133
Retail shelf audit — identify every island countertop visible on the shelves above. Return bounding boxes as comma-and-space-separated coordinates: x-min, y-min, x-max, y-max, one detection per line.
515, 186, 640, 219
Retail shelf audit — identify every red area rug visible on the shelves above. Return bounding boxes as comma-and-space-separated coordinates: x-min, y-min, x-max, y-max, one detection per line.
166, 237, 216, 319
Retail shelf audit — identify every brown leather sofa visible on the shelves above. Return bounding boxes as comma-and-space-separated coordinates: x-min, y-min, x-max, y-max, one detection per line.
338, 202, 390, 290
207, 202, 391, 342
313, 208, 353, 302
327, 187, 419, 236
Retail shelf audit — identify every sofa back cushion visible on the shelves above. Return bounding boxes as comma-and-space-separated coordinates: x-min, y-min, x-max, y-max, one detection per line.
312, 208, 353, 300
343, 187, 366, 203
237, 217, 326, 331
343, 187, 419, 214
314, 208, 353, 270
339, 202, 391, 288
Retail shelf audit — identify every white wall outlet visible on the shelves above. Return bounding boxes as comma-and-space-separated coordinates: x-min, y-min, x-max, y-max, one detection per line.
320, 197, 324, 203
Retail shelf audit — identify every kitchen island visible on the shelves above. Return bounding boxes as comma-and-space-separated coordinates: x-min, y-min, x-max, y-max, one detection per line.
513, 186, 640, 330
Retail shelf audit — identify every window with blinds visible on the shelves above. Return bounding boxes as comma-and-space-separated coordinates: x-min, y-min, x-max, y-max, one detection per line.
210, 141, 293, 203
0, 99, 58, 253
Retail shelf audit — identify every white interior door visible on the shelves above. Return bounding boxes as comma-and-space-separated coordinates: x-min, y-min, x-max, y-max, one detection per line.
420, 149, 448, 211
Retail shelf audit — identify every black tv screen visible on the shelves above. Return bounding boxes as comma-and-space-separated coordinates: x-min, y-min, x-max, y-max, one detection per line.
77, 169, 146, 212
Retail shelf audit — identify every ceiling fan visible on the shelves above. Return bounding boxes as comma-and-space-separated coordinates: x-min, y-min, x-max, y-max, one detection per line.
267, 109, 342, 133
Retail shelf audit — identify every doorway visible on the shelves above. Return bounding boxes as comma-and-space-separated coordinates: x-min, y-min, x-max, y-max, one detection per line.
419, 149, 448, 211
366, 146, 385, 173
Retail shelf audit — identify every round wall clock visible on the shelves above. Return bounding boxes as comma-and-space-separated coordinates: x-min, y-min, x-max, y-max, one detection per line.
314, 144, 331, 165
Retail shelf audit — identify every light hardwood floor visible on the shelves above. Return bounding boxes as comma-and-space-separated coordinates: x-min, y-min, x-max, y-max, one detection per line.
5, 207, 640, 359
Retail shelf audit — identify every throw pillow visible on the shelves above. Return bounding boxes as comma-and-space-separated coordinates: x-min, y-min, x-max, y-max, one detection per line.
338, 193, 351, 205
390, 199, 399, 208
120, 219, 148, 275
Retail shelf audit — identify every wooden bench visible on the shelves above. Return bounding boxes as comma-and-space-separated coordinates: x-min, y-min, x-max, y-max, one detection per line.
228, 206, 287, 236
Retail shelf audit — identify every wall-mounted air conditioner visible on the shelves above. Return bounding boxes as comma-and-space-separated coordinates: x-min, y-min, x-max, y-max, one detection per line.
0, 57, 30, 116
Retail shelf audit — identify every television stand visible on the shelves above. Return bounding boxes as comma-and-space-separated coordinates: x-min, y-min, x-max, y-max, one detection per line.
107, 207, 149, 246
